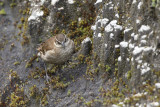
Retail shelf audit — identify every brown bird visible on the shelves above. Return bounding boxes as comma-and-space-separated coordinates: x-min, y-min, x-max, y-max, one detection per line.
37, 34, 75, 81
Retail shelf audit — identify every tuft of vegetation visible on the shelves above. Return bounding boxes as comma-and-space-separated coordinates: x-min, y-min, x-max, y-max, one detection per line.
0, 1, 4, 6
10, 3, 17, 8
0, 9, 6, 15
14, 61, 20, 66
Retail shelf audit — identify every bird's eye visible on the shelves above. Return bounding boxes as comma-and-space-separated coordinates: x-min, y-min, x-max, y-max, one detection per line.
57, 41, 61, 45
65, 38, 68, 42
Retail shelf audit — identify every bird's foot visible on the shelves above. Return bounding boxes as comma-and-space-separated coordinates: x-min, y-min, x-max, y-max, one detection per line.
45, 73, 51, 83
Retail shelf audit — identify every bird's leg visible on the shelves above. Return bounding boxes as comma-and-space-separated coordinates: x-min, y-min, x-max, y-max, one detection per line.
43, 62, 50, 82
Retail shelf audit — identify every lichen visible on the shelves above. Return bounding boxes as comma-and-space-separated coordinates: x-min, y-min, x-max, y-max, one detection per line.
0, 9, 6, 15
10, 3, 17, 8
67, 89, 71, 96
0, 1, 4, 6
13, 61, 20, 66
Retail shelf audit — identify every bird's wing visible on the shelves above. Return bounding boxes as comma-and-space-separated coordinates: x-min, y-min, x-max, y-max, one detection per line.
37, 37, 55, 54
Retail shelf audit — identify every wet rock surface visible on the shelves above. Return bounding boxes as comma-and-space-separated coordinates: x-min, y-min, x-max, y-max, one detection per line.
1, 0, 160, 106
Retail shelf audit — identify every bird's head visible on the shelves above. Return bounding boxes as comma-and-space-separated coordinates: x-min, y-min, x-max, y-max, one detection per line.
54, 34, 69, 48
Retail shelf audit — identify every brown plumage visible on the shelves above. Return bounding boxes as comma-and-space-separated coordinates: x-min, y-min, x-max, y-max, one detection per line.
37, 37, 55, 55
37, 34, 75, 64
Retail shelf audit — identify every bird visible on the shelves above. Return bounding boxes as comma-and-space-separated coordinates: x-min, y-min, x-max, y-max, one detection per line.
37, 34, 75, 81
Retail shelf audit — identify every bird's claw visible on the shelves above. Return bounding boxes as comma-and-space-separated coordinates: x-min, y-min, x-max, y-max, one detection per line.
46, 73, 51, 83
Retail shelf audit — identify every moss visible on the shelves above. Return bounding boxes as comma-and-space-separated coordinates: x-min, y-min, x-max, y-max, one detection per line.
0, 9, 6, 15
10, 71, 18, 79
17, 24, 22, 29
26, 8, 30, 15
41, 95, 48, 106
20, 17, 25, 23
67, 89, 71, 96
49, 66, 58, 74
9, 84, 28, 107
22, 10, 26, 15
29, 85, 39, 98
21, 35, 29, 46
25, 62, 31, 68
0, 1, 4, 6
77, 54, 85, 63
40, 6, 49, 17
105, 65, 111, 72
36, 58, 39, 62
10, 3, 17, 8
127, 70, 132, 80
19, 9, 22, 13
10, 92, 22, 106
14, 61, 20, 66
84, 100, 93, 107
53, 82, 70, 89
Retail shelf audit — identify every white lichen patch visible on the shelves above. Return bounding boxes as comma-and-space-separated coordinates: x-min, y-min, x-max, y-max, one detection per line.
141, 35, 147, 39
91, 25, 96, 31
133, 93, 143, 97
95, 0, 102, 5
120, 41, 128, 48
143, 47, 153, 52
58, 7, 64, 10
141, 63, 150, 75
138, 25, 151, 33
155, 83, 160, 89
91, 18, 109, 32
105, 44, 107, 48
82, 37, 92, 44
131, 33, 135, 37
112, 104, 119, 107
68, 0, 75, 4
110, 33, 114, 39
40, 0, 45, 5
28, 8, 44, 21
118, 56, 121, 62
140, 40, 147, 44
133, 46, 143, 55
134, 34, 139, 41
147, 102, 160, 107
98, 33, 102, 37
105, 23, 114, 32
137, 65, 140, 69
51, 0, 59, 6
129, 44, 135, 49
115, 45, 119, 48
124, 28, 133, 34
115, 13, 119, 18
136, 19, 141, 24
97, 18, 109, 28
138, 2, 143, 9
29, 0, 44, 6
138, 60, 142, 64
105, 20, 122, 33
132, 0, 137, 4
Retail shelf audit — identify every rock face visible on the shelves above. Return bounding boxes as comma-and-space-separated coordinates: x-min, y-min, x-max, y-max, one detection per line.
92, 0, 160, 88
1, 0, 160, 106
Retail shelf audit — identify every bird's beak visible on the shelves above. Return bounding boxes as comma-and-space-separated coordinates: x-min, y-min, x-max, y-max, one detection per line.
62, 42, 65, 49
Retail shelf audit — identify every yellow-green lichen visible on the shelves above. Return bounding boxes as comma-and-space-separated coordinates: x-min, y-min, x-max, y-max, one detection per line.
67, 89, 71, 96
41, 95, 48, 106
0, 1, 4, 6
14, 61, 20, 66
127, 70, 132, 80
10, 3, 17, 8
0, 9, 6, 15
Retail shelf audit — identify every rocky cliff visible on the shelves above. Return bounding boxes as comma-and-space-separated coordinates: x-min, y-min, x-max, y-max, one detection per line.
0, 0, 160, 106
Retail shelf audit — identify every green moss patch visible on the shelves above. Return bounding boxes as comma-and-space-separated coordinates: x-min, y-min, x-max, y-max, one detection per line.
0, 9, 6, 15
